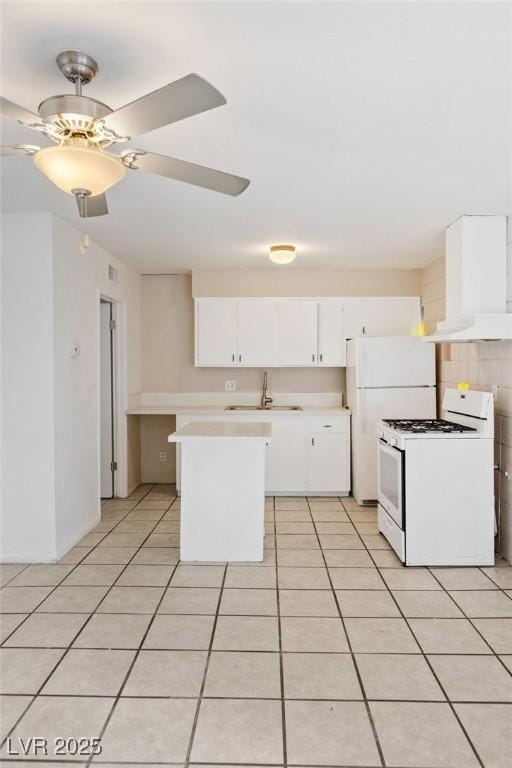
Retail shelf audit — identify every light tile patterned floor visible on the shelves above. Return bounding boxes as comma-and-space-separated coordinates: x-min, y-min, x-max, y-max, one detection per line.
0, 484, 511, 767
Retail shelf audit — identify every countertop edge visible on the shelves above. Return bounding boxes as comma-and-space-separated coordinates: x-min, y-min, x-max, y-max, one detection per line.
128, 405, 351, 416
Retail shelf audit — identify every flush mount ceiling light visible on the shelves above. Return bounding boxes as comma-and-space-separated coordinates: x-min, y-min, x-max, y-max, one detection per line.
269, 244, 296, 264
1, 50, 250, 218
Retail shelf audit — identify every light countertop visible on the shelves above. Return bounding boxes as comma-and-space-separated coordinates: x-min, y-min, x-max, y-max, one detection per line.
128, 405, 351, 416
168, 420, 272, 443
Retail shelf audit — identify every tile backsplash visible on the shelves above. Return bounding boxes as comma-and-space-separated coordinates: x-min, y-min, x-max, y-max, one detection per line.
421, 223, 512, 561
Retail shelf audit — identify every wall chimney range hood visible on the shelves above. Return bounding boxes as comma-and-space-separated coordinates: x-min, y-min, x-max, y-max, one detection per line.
425, 215, 510, 343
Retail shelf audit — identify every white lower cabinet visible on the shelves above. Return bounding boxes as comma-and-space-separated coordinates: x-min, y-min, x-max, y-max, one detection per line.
265, 423, 307, 493
308, 428, 350, 494
176, 413, 350, 495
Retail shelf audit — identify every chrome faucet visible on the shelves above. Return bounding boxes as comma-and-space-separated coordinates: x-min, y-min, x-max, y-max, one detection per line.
261, 370, 273, 409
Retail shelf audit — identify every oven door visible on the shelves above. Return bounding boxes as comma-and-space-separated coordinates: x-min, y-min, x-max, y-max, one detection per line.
378, 439, 404, 528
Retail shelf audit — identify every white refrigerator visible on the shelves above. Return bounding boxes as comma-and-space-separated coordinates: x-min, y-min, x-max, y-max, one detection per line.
346, 337, 436, 505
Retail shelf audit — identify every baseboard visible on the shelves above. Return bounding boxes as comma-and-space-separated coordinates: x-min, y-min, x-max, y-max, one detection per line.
54, 516, 100, 562
0, 550, 59, 564
126, 481, 141, 496
271, 491, 349, 497
0, 516, 100, 564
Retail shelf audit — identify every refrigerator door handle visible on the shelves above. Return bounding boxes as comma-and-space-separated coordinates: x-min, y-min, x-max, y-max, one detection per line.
360, 387, 366, 434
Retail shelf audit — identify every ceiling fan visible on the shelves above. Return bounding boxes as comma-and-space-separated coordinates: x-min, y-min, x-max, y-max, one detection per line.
1, 50, 250, 217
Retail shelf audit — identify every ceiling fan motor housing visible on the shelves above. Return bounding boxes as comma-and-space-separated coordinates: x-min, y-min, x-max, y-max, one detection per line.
38, 94, 113, 139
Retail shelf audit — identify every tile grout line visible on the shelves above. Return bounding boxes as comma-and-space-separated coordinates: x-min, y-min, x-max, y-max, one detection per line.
182, 561, 229, 768
0, 482, 166, 753
350, 500, 487, 768
0, 483, 160, 749
1, 491, 511, 765
84, 554, 181, 767
273, 495, 288, 768
308, 496, 386, 768
425, 566, 512, 679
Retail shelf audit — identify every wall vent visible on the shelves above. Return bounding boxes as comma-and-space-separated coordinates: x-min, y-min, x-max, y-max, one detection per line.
108, 264, 119, 283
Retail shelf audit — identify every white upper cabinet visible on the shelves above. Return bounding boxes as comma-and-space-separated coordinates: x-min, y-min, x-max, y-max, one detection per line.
343, 297, 420, 339
317, 300, 345, 366
195, 299, 237, 366
276, 300, 318, 366
238, 300, 277, 366
194, 296, 421, 367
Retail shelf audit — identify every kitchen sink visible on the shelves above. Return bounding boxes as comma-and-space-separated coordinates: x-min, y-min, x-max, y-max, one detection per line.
225, 405, 302, 411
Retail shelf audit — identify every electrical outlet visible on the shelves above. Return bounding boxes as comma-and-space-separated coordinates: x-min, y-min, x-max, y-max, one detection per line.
159, 451, 167, 463
225, 380, 237, 392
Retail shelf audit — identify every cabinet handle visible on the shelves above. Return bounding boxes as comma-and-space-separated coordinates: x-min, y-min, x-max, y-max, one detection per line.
312, 353, 315, 363
232, 353, 235, 362
320, 353, 323, 362
239, 354, 242, 363
324, 424, 332, 428
311, 437, 315, 446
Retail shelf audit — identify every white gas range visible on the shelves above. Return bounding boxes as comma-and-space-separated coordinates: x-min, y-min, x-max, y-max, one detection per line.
376, 388, 495, 566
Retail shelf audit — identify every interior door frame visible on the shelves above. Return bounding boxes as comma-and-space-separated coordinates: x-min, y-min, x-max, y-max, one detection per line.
98, 293, 127, 499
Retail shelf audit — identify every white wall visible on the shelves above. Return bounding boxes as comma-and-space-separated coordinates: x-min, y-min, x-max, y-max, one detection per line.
1, 213, 141, 562
192, 267, 422, 298
1, 214, 57, 561
51, 217, 141, 553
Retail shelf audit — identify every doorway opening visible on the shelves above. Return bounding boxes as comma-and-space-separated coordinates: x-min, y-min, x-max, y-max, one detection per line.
100, 298, 117, 498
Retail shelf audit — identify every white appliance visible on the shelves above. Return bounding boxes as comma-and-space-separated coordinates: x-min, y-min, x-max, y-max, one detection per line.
425, 215, 511, 342
377, 388, 495, 566
346, 337, 436, 504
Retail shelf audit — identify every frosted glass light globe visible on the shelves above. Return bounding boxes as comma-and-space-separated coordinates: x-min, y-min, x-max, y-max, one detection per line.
269, 244, 296, 264
34, 141, 126, 195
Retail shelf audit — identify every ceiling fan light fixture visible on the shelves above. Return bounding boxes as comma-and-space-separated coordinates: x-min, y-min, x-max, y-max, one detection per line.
269, 244, 296, 264
33, 140, 126, 196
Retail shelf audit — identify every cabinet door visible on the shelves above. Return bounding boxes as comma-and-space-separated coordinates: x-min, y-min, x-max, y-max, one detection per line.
343, 297, 420, 339
308, 432, 349, 493
266, 433, 307, 492
195, 299, 237, 366
238, 300, 277, 366
317, 301, 345, 366
276, 300, 318, 366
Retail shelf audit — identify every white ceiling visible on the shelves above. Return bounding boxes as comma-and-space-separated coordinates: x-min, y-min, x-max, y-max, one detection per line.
1, 1, 510, 273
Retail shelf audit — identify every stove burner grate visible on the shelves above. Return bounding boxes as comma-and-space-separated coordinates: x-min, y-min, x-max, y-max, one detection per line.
382, 418, 477, 434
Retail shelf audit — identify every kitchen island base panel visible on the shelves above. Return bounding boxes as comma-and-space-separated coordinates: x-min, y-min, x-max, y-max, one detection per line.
180, 441, 266, 562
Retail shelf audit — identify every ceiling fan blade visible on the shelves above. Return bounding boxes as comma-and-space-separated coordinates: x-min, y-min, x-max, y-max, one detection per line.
104, 74, 226, 140
76, 193, 109, 218
126, 150, 250, 196
1, 144, 40, 157
0, 97, 46, 129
